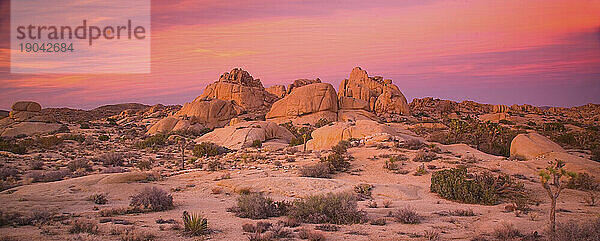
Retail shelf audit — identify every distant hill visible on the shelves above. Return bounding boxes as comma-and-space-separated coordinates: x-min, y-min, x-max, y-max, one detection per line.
40, 103, 150, 122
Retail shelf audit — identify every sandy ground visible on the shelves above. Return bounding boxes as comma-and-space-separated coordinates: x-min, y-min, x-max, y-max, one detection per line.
1, 143, 598, 241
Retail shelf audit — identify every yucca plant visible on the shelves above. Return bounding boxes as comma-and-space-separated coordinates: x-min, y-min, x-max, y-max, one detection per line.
182, 211, 208, 236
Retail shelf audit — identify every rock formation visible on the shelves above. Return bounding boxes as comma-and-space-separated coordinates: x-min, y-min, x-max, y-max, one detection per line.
196, 68, 278, 110
195, 121, 295, 149
147, 99, 241, 134
510, 132, 566, 160
266, 83, 338, 125
493, 105, 509, 113
1, 101, 62, 137
306, 120, 397, 150
265, 85, 287, 99
286, 78, 321, 95
338, 67, 410, 116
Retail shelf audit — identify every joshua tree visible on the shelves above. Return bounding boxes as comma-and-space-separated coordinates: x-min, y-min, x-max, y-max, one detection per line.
538, 159, 576, 234
298, 126, 313, 152
174, 136, 191, 170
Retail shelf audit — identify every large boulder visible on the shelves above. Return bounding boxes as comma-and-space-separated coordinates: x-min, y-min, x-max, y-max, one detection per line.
8, 101, 43, 122
265, 85, 287, 99
286, 78, 321, 95
147, 99, 240, 135
196, 68, 277, 109
510, 132, 566, 160
338, 67, 410, 116
266, 83, 338, 125
1, 122, 62, 137
195, 121, 295, 149
11, 101, 42, 112
306, 120, 397, 150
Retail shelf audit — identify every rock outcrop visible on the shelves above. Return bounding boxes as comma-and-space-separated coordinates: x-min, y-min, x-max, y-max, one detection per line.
493, 105, 509, 113
287, 78, 321, 95
147, 99, 240, 134
510, 132, 566, 160
195, 68, 278, 110
1, 101, 62, 137
306, 120, 397, 150
338, 67, 410, 116
265, 85, 287, 99
195, 121, 295, 149
266, 83, 338, 125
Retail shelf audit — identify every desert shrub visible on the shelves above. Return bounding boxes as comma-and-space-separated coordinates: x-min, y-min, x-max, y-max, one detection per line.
430, 167, 523, 205
289, 192, 366, 224
370, 217, 387, 226
28, 136, 64, 149
450, 209, 475, 216
413, 150, 437, 162
298, 228, 326, 241
69, 219, 99, 234
0, 138, 27, 154
228, 193, 288, 219
320, 153, 350, 173
553, 218, 600, 241
0, 167, 19, 180
117, 227, 156, 241
543, 122, 566, 132
251, 140, 263, 148
29, 160, 44, 170
80, 122, 91, 129
566, 172, 599, 191
392, 207, 422, 224
592, 146, 600, 162
96, 152, 124, 166
135, 159, 153, 171
193, 142, 228, 157
493, 223, 521, 240
135, 133, 168, 148
88, 193, 108, 205
206, 160, 223, 171
353, 184, 373, 200
401, 139, 425, 150
460, 155, 479, 163
130, 187, 173, 212
331, 140, 350, 155
315, 224, 339, 232
242, 221, 272, 233
25, 169, 70, 182
414, 163, 428, 176
68, 158, 91, 172
98, 134, 110, 141
99, 206, 144, 217
431, 118, 522, 157
314, 118, 332, 128
182, 211, 208, 236
300, 163, 331, 178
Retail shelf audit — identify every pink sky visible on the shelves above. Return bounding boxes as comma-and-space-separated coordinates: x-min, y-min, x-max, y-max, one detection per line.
0, 0, 599, 110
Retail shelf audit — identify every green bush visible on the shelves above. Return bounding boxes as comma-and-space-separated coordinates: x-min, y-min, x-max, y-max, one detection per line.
62, 134, 86, 143
98, 135, 109, 141
320, 153, 350, 173
591, 146, 600, 162
251, 140, 263, 148
430, 118, 523, 157
182, 211, 208, 236
288, 192, 366, 224
228, 193, 288, 219
567, 172, 599, 191
0, 138, 26, 154
331, 140, 350, 155
136, 133, 168, 148
430, 167, 498, 205
299, 163, 331, 178
130, 187, 173, 212
193, 142, 228, 157
21, 136, 63, 149
412, 150, 437, 162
